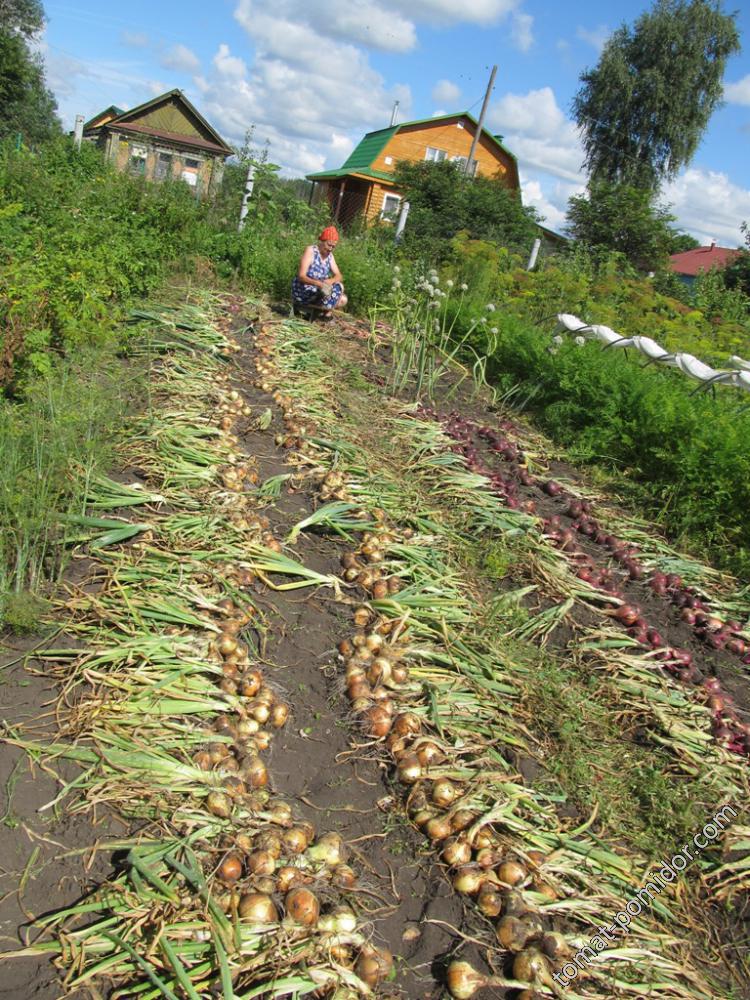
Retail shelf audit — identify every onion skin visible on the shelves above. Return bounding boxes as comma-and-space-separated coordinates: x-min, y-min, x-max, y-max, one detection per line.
238, 892, 278, 924
497, 859, 527, 887
446, 960, 487, 999
355, 947, 393, 988
206, 791, 232, 819
496, 915, 534, 952
284, 887, 320, 927
218, 853, 243, 883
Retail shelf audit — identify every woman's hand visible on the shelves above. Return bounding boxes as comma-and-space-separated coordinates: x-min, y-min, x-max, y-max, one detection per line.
320, 281, 333, 298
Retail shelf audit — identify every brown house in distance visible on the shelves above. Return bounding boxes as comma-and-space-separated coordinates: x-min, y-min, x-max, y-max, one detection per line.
83, 90, 233, 198
307, 112, 521, 226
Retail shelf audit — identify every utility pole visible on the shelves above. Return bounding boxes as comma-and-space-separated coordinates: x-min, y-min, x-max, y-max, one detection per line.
465, 64, 497, 178
238, 162, 255, 231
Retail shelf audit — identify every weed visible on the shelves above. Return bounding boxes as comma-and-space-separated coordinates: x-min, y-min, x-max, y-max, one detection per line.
524, 654, 713, 860
1, 591, 49, 632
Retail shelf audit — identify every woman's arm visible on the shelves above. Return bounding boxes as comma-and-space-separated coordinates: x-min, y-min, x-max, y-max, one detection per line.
297, 246, 326, 288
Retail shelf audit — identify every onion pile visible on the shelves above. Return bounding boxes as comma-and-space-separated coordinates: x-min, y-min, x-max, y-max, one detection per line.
422, 405, 750, 758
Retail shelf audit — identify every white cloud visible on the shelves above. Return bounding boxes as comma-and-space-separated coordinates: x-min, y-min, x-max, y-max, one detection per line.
147, 80, 168, 97
393, 0, 519, 24
576, 24, 610, 53
489, 86, 584, 182
213, 43, 247, 78
725, 74, 750, 106
432, 79, 461, 105
201, 0, 414, 176
662, 169, 750, 246
522, 179, 562, 228
511, 12, 534, 52
121, 31, 151, 48
161, 44, 201, 73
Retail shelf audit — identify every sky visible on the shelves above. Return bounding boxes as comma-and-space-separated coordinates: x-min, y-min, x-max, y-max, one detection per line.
38, 0, 750, 246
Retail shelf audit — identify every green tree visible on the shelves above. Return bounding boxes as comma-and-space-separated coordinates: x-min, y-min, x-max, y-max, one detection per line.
392, 159, 540, 262
566, 181, 680, 272
573, 0, 740, 192
0, 0, 60, 144
0, 0, 44, 35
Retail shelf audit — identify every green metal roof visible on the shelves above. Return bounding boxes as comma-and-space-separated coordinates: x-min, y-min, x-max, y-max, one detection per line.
340, 126, 397, 172
307, 166, 396, 183
307, 112, 518, 183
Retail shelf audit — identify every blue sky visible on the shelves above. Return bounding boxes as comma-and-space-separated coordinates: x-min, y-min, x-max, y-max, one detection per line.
40, 0, 750, 244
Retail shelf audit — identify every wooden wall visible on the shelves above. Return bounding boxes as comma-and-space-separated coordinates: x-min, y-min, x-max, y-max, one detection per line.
108, 134, 221, 198
370, 118, 516, 187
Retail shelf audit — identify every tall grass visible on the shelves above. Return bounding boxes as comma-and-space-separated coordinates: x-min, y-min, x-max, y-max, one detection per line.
0, 348, 138, 623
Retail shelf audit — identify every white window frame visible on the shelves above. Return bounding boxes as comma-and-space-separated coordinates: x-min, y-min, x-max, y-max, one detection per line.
380, 192, 402, 221
451, 154, 478, 176
128, 144, 147, 174
425, 146, 448, 163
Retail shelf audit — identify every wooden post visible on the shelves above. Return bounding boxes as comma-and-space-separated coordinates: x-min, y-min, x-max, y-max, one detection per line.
527, 238, 541, 271
465, 65, 497, 178
73, 115, 84, 150
394, 200, 410, 244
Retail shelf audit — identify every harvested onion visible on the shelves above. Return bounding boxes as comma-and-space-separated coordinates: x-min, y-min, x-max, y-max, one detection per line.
285, 886, 320, 927
238, 892, 278, 923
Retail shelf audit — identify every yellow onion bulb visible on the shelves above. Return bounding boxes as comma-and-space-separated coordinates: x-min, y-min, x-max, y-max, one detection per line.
452, 866, 489, 895
497, 859, 527, 888
331, 864, 357, 889
206, 791, 232, 819
425, 815, 453, 843
241, 757, 268, 789
247, 850, 276, 876
363, 705, 392, 738
254, 829, 282, 857
355, 946, 393, 987
396, 754, 422, 785
218, 852, 243, 884
512, 948, 554, 987
496, 915, 534, 953
431, 778, 460, 808
282, 826, 310, 855
285, 887, 320, 927
446, 960, 487, 1000
307, 831, 346, 867
441, 837, 472, 868
238, 892, 278, 924
392, 712, 421, 737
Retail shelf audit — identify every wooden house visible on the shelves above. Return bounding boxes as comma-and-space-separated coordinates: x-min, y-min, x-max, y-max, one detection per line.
307, 112, 521, 225
83, 90, 233, 198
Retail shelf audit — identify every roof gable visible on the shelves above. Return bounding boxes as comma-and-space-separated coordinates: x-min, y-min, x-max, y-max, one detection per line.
109, 90, 231, 152
84, 105, 125, 130
309, 111, 518, 185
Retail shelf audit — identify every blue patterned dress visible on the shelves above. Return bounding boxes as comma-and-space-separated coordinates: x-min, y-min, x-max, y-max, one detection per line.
292, 245, 342, 309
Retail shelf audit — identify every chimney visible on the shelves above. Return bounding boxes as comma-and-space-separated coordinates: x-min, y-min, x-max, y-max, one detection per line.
709, 239, 716, 250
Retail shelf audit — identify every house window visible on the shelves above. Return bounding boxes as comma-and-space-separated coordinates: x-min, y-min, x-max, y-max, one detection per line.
181, 157, 202, 188
384, 155, 393, 165
425, 146, 447, 163
380, 193, 401, 221
128, 144, 147, 174
452, 155, 478, 176
154, 152, 172, 180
